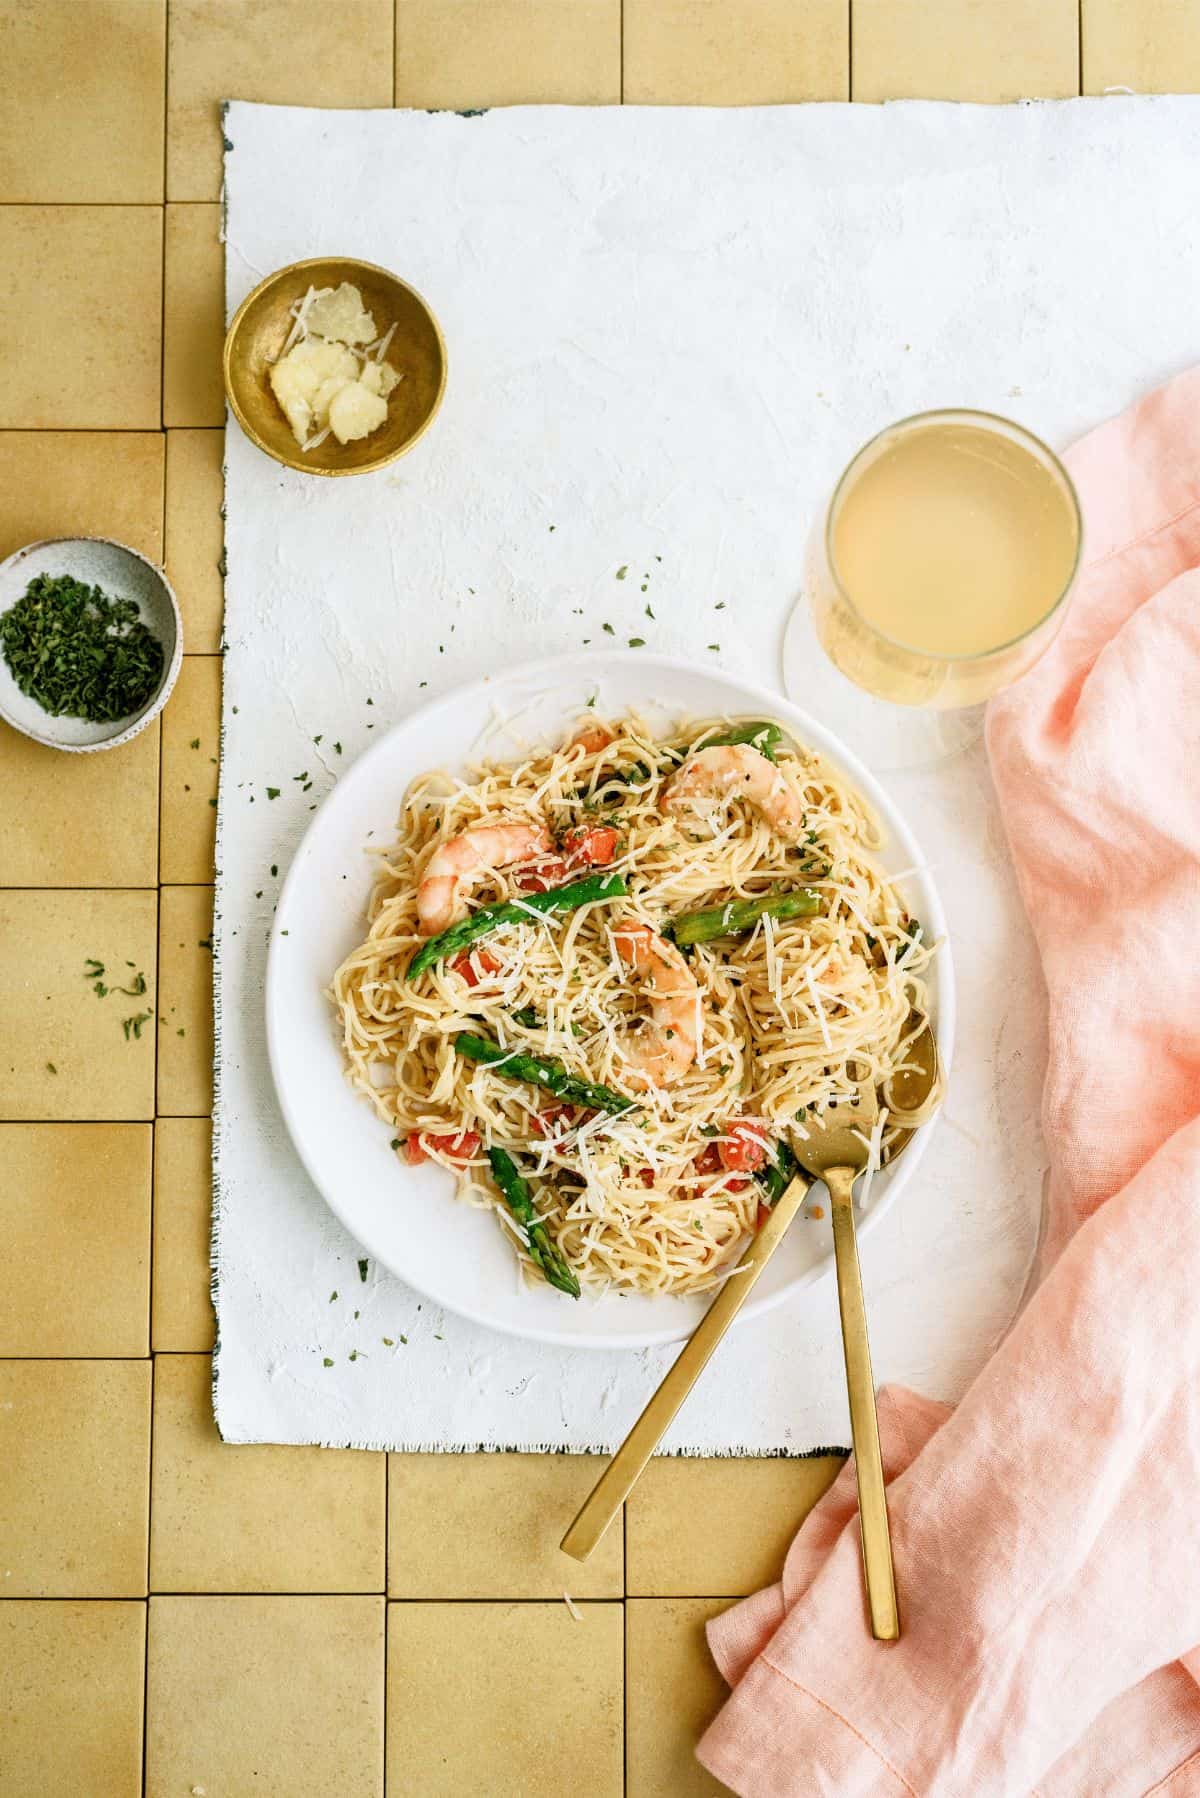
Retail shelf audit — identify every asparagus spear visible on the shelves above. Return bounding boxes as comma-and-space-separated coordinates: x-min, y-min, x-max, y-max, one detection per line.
669, 888, 821, 947
456, 1032, 635, 1116
487, 1147, 581, 1298
407, 871, 627, 980
698, 720, 784, 761
756, 1139, 802, 1206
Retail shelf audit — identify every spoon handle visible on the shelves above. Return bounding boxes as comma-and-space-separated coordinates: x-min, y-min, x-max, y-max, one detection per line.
827, 1166, 899, 1640
560, 1173, 811, 1562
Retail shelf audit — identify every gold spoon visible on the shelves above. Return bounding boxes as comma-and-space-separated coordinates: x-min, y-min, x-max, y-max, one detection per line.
561, 1024, 940, 1574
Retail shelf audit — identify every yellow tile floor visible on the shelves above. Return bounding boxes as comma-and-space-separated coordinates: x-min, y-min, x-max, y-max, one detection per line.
0, 3, 1171, 1791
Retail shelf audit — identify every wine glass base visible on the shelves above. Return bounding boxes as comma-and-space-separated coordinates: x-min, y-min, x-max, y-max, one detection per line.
781, 600, 985, 774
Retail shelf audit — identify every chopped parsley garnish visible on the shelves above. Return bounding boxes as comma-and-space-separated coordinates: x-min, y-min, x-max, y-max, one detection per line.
615, 566, 627, 581
266, 787, 280, 800
190, 737, 200, 749
45, 1061, 57, 1074
358, 1258, 369, 1282
0, 573, 165, 722
896, 918, 923, 964
122, 1010, 152, 1040
602, 622, 615, 635
628, 637, 645, 648
323, 1357, 334, 1367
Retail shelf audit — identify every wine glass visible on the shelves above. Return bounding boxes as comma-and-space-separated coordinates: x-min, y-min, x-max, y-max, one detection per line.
783, 409, 1082, 770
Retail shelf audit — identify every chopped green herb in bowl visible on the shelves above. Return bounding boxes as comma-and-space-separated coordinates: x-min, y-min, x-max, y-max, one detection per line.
0, 538, 182, 753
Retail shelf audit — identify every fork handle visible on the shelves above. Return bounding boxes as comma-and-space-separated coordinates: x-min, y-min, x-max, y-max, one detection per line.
827, 1166, 899, 1640
560, 1174, 811, 1562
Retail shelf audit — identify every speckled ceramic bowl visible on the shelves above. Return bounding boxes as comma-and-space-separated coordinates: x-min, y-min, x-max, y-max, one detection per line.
0, 537, 183, 753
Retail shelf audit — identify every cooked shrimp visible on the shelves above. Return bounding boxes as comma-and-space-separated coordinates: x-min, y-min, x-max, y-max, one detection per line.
612, 922, 700, 1085
662, 744, 805, 841
568, 721, 616, 756
417, 822, 553, 936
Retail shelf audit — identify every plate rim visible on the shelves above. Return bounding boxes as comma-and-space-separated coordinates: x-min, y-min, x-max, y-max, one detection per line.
265, 649, 956, 1350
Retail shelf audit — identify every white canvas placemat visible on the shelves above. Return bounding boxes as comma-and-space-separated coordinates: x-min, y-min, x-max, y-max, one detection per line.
215, 96, 1200, 1452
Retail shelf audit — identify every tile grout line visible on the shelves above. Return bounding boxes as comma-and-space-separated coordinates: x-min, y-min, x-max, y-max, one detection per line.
382, 1455, 390, 1783
2, 1118, 201, 1128
144, 36, 168, 1788
622, 1501, 629, 1796
8, 1591, 632, 1603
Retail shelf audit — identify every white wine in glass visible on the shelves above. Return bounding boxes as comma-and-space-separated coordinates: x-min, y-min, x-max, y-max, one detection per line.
785, 409, 1082, 764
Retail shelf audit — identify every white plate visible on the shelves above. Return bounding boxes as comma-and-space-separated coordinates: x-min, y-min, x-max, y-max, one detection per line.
266, 652, 954, 1350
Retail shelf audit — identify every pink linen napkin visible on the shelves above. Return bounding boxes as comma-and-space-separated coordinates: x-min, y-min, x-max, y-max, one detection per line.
697, 365, 1200, 1797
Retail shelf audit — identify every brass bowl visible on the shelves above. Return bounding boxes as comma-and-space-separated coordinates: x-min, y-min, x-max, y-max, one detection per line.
223, 256, 447, 477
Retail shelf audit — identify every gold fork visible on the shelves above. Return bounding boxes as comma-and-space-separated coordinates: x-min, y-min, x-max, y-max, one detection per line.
790, 1076, 899, 1639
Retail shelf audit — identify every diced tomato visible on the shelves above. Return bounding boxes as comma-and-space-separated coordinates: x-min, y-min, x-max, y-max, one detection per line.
694, 1142, 723, 1176
726, 1177, 750, 1194
513, 858, 568, 893
531, 1104, 576, 1137
571, 724, 615, 756
448, 948, 501, 988
637, 1166, 656, 1188
406, 1129, 480, 1165
719, 1123, 769, 1174
562, 825, 619, 867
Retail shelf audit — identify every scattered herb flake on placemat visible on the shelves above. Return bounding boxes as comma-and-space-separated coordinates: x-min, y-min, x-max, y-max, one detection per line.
0, 573, 164, 722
